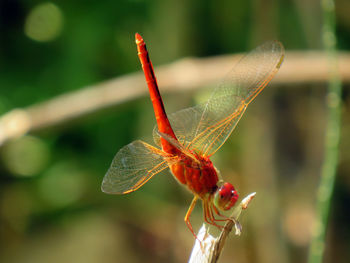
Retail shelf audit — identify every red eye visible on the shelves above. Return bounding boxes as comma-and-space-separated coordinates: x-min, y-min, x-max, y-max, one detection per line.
213, 182, 239, 211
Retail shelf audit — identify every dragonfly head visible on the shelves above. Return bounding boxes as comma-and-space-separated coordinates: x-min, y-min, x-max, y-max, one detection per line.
213, 182, 239, 211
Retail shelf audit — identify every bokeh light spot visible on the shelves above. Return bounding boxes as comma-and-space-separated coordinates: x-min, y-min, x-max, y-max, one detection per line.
2, 135, 50, 177
24, 2, 63, 42
38, 162, 86, 208
284, 204, 315, 246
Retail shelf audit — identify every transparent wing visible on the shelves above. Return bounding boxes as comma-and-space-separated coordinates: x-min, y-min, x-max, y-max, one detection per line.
154, 95, 246, 156
101, 140, 173, 194
210, 41, 284, 104
153, 41, 284, 157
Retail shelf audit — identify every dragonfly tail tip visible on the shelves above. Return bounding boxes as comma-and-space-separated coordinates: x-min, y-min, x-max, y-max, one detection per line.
135, 33, 143, 43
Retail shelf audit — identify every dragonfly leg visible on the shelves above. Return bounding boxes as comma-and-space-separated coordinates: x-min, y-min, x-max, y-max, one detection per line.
202, 200, 212, 225
212, 203, 236, 224
185, 196, 199, 239
212, 204, 229, 219
203, 200, 224, 230
208, 204, 227, 223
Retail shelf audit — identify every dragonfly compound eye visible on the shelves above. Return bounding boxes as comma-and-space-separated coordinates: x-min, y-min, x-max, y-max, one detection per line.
213, 182, 239, 211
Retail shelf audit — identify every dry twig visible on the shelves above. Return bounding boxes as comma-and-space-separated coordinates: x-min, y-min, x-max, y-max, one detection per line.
188, 193, 256, 263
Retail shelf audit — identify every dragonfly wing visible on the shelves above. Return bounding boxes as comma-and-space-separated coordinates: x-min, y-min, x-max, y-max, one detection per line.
153, 95, 246, 156
101, 140, 171, 194
210, 41, 284, 104
187, 95, 247, 156
154, 41, 284, 157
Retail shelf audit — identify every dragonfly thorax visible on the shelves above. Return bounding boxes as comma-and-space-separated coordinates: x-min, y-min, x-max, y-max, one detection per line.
170, 153, 219, 197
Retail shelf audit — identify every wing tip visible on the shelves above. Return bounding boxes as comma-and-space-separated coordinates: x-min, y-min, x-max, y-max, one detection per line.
101, 179, 112, 194
101, 176, 120, 195
101, 183, 124, 195
101, 172, 138, 195
272, 41, 285, 69
258, 40, 285, 70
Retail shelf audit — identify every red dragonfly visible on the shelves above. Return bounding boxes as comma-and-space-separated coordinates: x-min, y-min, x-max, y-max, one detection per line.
102, 33, 284, 236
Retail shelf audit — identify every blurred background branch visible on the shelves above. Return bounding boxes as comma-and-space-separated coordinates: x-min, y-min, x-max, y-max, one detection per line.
1, 51, 350, 146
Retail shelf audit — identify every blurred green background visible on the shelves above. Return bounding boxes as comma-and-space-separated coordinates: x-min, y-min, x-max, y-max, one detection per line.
0, 0, 350, 262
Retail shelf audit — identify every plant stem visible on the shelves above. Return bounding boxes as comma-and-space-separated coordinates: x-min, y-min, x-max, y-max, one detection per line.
308, 0, 342, 262
188, 193, 256, 263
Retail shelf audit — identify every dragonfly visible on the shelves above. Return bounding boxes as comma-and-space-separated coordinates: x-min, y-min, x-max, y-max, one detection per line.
102, 33, 284, 236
